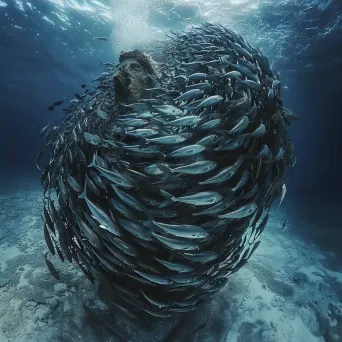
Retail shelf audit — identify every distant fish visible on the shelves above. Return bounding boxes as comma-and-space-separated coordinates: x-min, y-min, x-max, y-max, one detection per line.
279, 184, 286, 208
36, 148, 45, 171
94, 37, 108, 41
47, 96, 67, 111
81, 84, 86, 88
301, 6, 315, 13
1, 116, 8, 124
42, 252, 60, 280
281, 212, 289, 231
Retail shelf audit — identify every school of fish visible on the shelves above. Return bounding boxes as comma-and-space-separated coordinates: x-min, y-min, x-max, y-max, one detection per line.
38, 22, 297, 327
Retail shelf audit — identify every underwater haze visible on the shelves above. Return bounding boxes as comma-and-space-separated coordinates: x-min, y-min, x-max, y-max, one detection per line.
0, 0, 341, 342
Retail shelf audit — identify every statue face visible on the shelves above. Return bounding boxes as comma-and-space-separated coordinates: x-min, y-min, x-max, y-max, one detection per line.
114, 57, 151, 104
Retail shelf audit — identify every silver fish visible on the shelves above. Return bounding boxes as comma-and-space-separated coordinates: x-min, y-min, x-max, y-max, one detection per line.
93, 165, 134, 188
222, 71, 243, 80
146, 135, 188, 145
182, 251, 218, 263
164, 116, 201, 127
200, 158, 243, 184
84, 132, 102, 146
232, 169, 249, 191
172, 191, 222, 206
167, 144, 205, 158
75, 213, 102, 249
185, 82, 212, 91
43, 221, 55, 256
134, 270, 172, 285
272, 80, 281, 90
141, 291, 169, 308
119, 118, 148, 128
196, 95, 224, 109
144, 163, 169, 176
79, 184, 121, 236
218, 202, 257, 219
255, 144, 269, 158
274, 147, 285, 161
152, 232, 199, 251
283, 107, 299, 121
105, 234, 137, 257
123, 144, 159, 154
112, 186, 149, 215
152, 221, 209, 239
197, 119, 221, 130
250, 124, 266, 137
214, 138, 245, 151
281, 212, 289, 231
172, 160, 216, 174
96, 109, 109, 120
153, 105, 183, 116
109, 197, 136, 221
228, 116, 249, 134
197, 134, 219, 146
175, 89, 204, 102
126, 128, 159, 138
279, 184, 286, 208
239, 79, 263, 93
117, 218, 152, 242
67, 175, 82, 193
156, 258, 194, 273
193, 198, 236, 216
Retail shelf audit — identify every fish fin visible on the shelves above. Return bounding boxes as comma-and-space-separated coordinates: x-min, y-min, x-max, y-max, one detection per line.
158, 199, 173, 209
157, 164, 173, 182
138, 136, 148, 149
118, 144, 125, 156
79, 182, 87, 200
142, 219, 155, 230
119, 127, 126, 141
87, 153, 96, 168
97, 130, 106, 146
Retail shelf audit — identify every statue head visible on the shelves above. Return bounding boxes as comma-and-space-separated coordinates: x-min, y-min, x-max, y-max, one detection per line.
114, 49, 158, 105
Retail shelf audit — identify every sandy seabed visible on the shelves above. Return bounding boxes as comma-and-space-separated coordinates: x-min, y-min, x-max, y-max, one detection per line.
0, 177, 341, 342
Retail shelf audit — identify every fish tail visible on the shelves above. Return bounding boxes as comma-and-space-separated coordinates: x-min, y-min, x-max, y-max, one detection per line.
78, 182, 87, 200
157, 199, 174, 209
87, 153, 96, 168
118, 145, 125, 156
119, 127, 126, 141
157, 163, 173, 182
143, 218, 155, 230
138, 136, 148, 149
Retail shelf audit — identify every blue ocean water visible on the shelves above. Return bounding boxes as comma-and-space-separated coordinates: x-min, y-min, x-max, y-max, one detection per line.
0, 1, 341, 341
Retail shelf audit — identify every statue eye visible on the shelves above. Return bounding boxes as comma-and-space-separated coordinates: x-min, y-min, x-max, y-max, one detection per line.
129, 62, 143, 71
